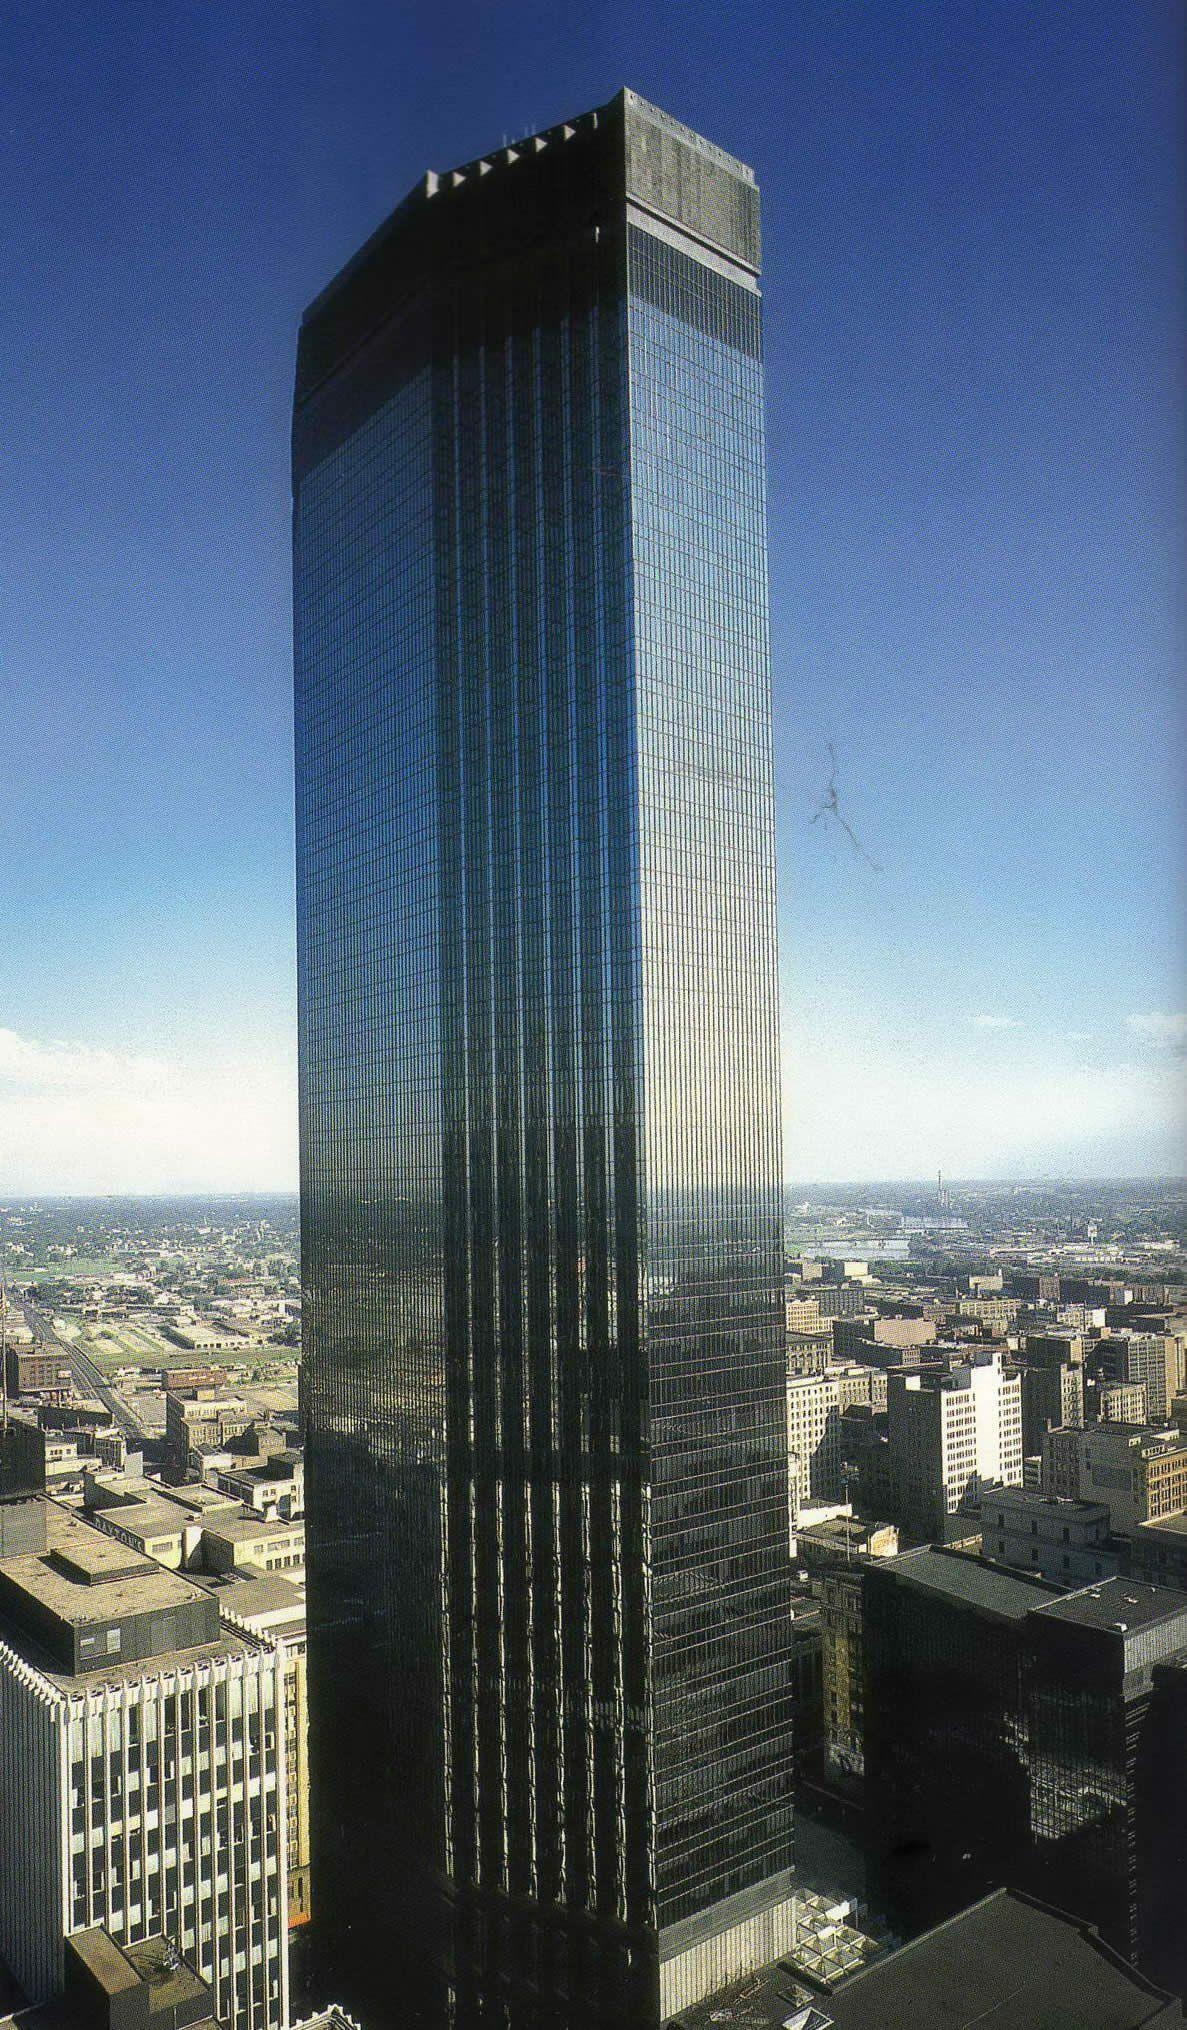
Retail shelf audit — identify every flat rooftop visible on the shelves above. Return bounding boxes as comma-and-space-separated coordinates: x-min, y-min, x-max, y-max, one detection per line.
875, 1547, 1059, 1622
201, 1512, 302, 1543
204, 1571, 305, 1625
1138, 1514, 1187, 1540
225, 1457, 301, 1482
35, 1625, 267, 1696
674, 1890, 1183, 2029
819, 1889, 1183, 2029
0, 1506, 199, 1626
91, 1499, 190, 1542
987, 1487, 1109, 1516
122, 1935, 213, 2021
1035, 1577, 1187, 1635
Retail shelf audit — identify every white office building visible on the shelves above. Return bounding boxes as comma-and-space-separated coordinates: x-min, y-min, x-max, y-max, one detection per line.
0, 1502, 287, 2030
887, 1349, 1023, 1543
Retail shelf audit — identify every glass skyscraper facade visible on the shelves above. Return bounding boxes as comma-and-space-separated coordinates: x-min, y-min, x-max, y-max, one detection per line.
293, 90, 792, 2030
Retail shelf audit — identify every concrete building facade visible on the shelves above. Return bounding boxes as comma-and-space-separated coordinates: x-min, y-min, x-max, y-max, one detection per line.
980, 1485, 1118, 1586
886, 1350, 1023, 1544
0, 1505, 287, 2030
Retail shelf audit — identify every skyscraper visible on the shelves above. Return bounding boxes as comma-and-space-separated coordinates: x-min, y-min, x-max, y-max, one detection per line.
293, 90, 792, 2029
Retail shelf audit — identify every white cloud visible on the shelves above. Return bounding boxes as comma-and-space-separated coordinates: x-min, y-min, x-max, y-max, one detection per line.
783, 1028, 1186, 1181
1126, 1011, 1187, 1055
0, 1028, 170, 1093
970, 1014, 1022, 1031
0, 1028, 297, 1194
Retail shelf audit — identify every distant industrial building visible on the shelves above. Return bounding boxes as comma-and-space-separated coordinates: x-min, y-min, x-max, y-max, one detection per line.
3, 1348, 73, 1402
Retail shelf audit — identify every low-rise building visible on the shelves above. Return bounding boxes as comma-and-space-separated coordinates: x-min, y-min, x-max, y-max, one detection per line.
207, 1452, 304, 1522
1124, 1514, 1187, 1594
832, 1315, 935, 1364
980, 1484, 1118, 1585
0, 1927, 220, 2030
3, 1348, 73, 1401
1096, 1380, 1149, 1424
1078, 1425, 1187, 1532
672, 1890, 1186, 2030
199, 1515, 304, 1577
164, 1392, 254, 1468
1023, 1331, 1084, 1369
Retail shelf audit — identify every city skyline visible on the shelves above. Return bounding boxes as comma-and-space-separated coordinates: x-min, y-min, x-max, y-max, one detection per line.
2, 0, 1185, 1194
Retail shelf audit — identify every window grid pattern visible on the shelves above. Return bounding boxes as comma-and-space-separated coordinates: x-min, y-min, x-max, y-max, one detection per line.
628, 226, 794, 1928
296, 211, 792, 2027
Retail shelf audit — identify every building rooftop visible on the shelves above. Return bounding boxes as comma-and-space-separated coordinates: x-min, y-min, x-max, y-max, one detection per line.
821, 1889, 1182, 2029
671, 1891, 1183, 2029
297, 88, 762, 420
34, 1625, 265, 1696
223, 1453, 301, 1480
876, 1546, 1059, 1622
1, 1929, 217, 2030
120, 1936, 213, 2024
0, 1505, 198, 1626
984, 1486, 1111, 1518
204, 1571, 306, 1631
200, 1512, 302, 1545
1034, 1576, 1187, 1635
1137, 1514, 1187, 1541
168, 1394, 249, 1417
0, 1503, 269, 1687
90, 1499, 190, 1544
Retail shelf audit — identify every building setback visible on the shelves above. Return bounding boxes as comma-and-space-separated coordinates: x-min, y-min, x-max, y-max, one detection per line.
293, 90, 793, 2029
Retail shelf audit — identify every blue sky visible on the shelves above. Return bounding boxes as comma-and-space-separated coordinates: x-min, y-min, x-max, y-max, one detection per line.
1, 0, 1183, 1190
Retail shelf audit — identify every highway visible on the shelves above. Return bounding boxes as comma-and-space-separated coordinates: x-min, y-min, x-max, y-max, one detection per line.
22, 1299, 149, 1443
